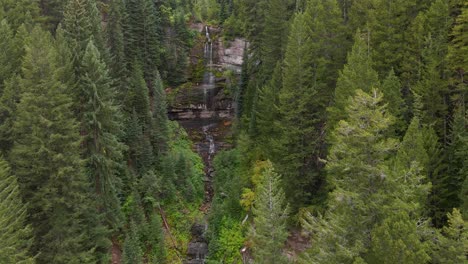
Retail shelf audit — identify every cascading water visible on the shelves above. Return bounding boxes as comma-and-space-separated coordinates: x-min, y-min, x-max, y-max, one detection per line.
185, 25, 218, 264
202, 26, 215, 110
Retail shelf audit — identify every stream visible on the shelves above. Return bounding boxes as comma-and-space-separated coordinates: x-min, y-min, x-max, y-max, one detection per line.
184, 26, 218, 264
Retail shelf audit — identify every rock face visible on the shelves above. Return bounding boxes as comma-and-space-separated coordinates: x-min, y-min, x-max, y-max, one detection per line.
219, 38, 247, 74
170, 25, 245, 264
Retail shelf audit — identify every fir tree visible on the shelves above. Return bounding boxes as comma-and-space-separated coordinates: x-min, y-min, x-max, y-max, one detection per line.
106, 0, 127, 89
249, 162, 289, 264
124, 0, 162, 83
381, 69, 406, 134
431, 209, 467, 264
328, 29, 380, 130
0, 0, 39, 29
255, 62, 282, 159
447, 1, 468, 104
274, 0, 345, 208
259, 0, 289, 76
0, 157, 34, 264
301, 89, 429, 263
11, 26, 94, 263
79, 40, 125, 228
122, 221, 143, 264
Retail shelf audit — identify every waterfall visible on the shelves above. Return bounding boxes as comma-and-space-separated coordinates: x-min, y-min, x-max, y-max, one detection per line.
202, 26, 215, 110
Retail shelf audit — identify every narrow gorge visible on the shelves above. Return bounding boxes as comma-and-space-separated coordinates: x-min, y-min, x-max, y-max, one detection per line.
168, 25, 246, 263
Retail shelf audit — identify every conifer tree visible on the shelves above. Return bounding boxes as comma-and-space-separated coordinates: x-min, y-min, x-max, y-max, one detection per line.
255, 62, 282, 159
447, 1, 468, 104
274, 0, 345, 208
302, 89, 429, 263
259, 0, 289, 76
249, 162, 289, 264
443, 106, 467, 214
62, 0, 108, 73
11, 26, 94, 263
79, 40, 125, 227
0, 157, 34, 264
150, 71, 169, 156
431, 209, 467, 264
368, 211, 431, 264
381, 69, 406, 134
122, 221, 143, 264
106, 0, 127, 89
124, 0, 162, 82
0, 0, 39, 29
328, 29, 379, 129
369, 0, 420, 76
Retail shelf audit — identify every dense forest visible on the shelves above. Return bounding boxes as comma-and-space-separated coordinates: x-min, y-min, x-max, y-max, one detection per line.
0, 0, 466, 263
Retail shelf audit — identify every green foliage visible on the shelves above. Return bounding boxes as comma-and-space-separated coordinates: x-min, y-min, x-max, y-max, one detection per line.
11, 26, 95, 263
80, 40, 125, 228
212, 217, 245, 263
368, 211, 431, 264
123, 221, 143, 264
328, 29, 380, 130
431, 209, 468, 263
274, 0, 345, 209
0, 157, 34, 264
0, 0, 39, 29
249, 162, 289, 264
302, 89, 430, 263
124, 0, 162, 82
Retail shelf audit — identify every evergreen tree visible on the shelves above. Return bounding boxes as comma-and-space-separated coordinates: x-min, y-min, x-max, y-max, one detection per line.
328, 29, 379, 129
79, 40, 125, 228
0, 0, 39, 29
122, 221, 143, 264
255, 62, 282, 159
444, 105, 467, 215
369, 0, 420, 76
106, 0, 127, 90
381, 69, 406, 134
11, 26, 94, 263
302, 89, 429, 263
0, 157, 34, 264
274, 0, 345, 208
249, 162, 289, 264
124, 0, 162, 83
447, 1, 468, 105
259, 0, 289, 76
150, 71, 169, 156
62, 0, 108, 74
368, 211, 431, 264
431, 209, 467, 264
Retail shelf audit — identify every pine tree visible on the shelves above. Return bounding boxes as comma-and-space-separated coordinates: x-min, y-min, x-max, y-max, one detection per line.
0, 0, 39, 29
367, 211, 431, 264
274, 0, 345, 208
249, 162, 289, 264
259, 0, 289, 76
62, 0, 108, 74
122, 221, 143, 264
124, 0, 162, 83
255, 62, 282, 159
150, 71, 169, 156
328, 29, 380, 129
106, 0, 127, 90
431, 209, 467, 264
444, 106, 467, 215
10, 26, 94, 263
381, 69, 406, 134
369, 0, 420, 76
447, 1, 468, 105
0, 157, 34, 264
79, 40, 125, 227
302, 89, 421, 263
